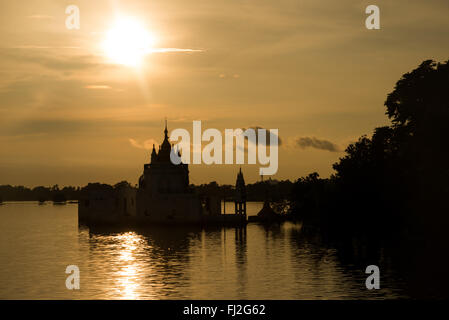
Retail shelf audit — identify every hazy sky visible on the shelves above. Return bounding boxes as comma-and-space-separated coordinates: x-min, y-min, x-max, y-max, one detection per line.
0, 0, 448, 187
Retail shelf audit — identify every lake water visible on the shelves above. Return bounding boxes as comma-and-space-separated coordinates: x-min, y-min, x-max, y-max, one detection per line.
0, 202, 409, 299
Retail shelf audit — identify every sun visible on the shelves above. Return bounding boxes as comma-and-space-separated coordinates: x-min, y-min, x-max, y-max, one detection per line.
103, 18, 155, 67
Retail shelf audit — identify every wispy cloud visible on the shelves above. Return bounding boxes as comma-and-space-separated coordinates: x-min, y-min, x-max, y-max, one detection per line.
26, 15, 54, 20
149, 48, 204, 53
10, 46, 80, 50
84, 85, 111, 90
218, 73, 240, 79
295, 137, 340, 152
0, 49, 102, 70
129, 138, 159, 150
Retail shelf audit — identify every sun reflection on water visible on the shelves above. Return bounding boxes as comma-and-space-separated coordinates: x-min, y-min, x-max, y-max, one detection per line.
110, 232, 153, 299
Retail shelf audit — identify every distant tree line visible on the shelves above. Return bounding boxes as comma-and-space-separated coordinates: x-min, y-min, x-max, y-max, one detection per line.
0, 180, 295, 202
0, 185, 79, 202
0, 181, 133, 202
192, 180, 294, 202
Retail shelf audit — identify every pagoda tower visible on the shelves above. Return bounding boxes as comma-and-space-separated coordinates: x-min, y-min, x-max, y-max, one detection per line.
234, 168, 247, 216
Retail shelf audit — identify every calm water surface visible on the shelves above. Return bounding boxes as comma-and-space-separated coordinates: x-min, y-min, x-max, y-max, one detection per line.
0, 202, 409, 299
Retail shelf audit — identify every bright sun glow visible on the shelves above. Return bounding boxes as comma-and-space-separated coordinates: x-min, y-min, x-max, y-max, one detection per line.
103, 18, 155, 67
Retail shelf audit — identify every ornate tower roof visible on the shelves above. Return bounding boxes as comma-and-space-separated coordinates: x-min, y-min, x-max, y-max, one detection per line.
158, 119, 172, 162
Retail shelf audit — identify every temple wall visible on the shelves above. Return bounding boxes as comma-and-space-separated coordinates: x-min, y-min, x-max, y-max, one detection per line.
78, 187, 137, 224
136, 191, 203, 223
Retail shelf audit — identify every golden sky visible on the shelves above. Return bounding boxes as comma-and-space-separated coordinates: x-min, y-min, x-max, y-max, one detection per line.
0, 0, 448, 187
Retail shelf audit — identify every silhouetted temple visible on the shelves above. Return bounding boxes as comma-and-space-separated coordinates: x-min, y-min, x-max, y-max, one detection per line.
79, 122, 247, 225
140, 121, 189, 194
136, 121, 203, 222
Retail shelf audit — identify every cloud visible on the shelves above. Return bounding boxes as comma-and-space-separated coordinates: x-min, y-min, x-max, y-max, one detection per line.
0, 49, 104, 71
11, 46, 80, 50
0, 119, 93, 136
234, 127, 282, 153
26, 15, 54, 19
218, 73, 240, 79
84, 85, 111, 90
149, 48, 203, 53
129, 138, 159, 150
244, 126, 282, 147
295, 136, 340, 152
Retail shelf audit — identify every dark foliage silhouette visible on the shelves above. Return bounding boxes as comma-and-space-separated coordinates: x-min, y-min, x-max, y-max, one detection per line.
286, 60, 449, 298
288, 60, 449, 235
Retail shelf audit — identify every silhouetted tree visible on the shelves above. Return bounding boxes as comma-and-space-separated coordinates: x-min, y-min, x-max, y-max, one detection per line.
289, 59, 449, 238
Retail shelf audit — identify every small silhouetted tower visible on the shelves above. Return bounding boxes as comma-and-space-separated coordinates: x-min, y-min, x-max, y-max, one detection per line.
151, 144, 157, 163
234, 168, 247, 216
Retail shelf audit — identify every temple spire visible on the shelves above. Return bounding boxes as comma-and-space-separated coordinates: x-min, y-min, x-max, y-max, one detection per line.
234, 168, 247, 216
151, 144, 157, 163
158, 118, 172, 162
